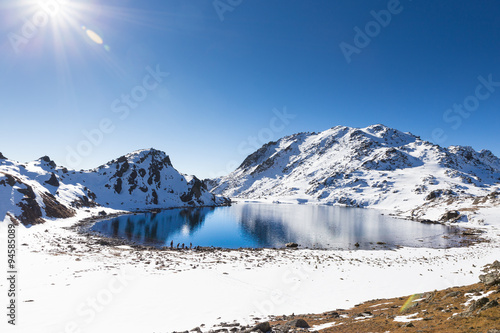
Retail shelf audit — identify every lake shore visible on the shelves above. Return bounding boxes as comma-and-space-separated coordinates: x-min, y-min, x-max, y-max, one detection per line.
0, 204, 499, 332
77, 202, 486, 251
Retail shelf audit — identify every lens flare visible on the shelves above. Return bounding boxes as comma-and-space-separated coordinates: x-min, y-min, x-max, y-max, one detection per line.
400, 294, 422, 312
85, 29, 103, 44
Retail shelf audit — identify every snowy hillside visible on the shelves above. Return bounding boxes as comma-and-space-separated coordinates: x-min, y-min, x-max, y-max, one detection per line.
211, 124, 500, 220
0, 149, 228, 225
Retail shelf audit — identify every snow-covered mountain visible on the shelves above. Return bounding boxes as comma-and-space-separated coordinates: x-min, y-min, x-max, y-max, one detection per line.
211, 124, 500, 219
0, 149, 229, 225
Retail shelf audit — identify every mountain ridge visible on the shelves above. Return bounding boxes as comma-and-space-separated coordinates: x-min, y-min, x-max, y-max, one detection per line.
210, 124, 500, 221
0, 148, 229, 225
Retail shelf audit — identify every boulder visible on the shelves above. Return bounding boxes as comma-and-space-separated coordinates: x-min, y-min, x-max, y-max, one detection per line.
466, 297, 489, 313
439, 210, 461, 222
479, 271, 500, 286
442, 291, 461, 299
248, 322, 270, 332
325, 311, 340, 318
286, 319, 310, 328
485, 260, 500, 270
480, 300, 499, 312
425, 190, 442, 200
285, 242, 298, 248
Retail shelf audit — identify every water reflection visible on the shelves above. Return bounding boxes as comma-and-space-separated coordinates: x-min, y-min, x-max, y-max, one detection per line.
91, 203, 461, 249
92, 207, 215, 246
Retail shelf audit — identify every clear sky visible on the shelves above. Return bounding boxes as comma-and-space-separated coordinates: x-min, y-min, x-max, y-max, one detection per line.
1, 0, 499, 179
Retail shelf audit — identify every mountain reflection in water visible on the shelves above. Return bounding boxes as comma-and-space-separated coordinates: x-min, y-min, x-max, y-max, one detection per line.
91, 204, 462, 249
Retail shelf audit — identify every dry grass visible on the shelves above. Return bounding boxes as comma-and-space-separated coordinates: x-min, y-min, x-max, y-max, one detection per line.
270, 282, 500, 332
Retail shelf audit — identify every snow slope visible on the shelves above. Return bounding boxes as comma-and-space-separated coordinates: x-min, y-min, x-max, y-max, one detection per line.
0, 208, 499, 333
211, 124, 500, 220
0, 149, 228, 225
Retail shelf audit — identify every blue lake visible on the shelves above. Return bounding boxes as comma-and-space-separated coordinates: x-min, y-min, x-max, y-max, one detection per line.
90, 203, 463, 250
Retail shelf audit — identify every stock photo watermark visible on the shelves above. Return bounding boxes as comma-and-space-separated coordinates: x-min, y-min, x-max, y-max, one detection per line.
339, 0, 411, 64
61, 270, 136, 333
209, 106, 295, 178
7, 0, 67, 54
432, 74, 500, 144
213, 0, 243, 22
5, 219, 18, 326
65, 64, 169, 168
234, 264, 313, 327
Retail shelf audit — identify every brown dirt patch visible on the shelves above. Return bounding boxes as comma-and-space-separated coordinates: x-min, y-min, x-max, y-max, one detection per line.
270, 283, 500, 332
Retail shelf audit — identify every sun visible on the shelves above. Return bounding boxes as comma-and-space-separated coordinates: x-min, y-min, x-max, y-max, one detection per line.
31, 0, 109, 48
34, 0, 68, 17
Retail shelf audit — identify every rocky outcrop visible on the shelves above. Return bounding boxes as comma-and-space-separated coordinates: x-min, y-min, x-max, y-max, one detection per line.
45, 173, 59, 187
439, 210, 461, 222
41, 193, 75, 219
38, 156, 56, 168
479, 261, 500, 286
211, 124, 500, 214
0, 148, 229, 225
0, 174, 75, 225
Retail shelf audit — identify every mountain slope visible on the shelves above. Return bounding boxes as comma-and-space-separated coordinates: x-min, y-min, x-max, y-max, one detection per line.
0, 149, 228, 225
211, 124, 500, 219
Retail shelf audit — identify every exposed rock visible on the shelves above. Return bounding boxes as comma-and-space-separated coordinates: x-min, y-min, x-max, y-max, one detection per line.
442, 291, 461, 299
285, 242, 298, 248
45, 173, 60, 187
115, 160, 130, 178
41, 193, 75, 219
181, 177, 206, 203
466, 297, 490, 314
16, 185, 44, 225
479, 299, 499, 312
114, 178, 123, 194
325, 311, 340, 318
211, 124, 500, 216
285, 318, 310, 328
248, 322, 270, 332
484, 260, 500, 270
39, 156, 57, 168
479, 272, 500, 286
439, 210, 461, 222
0, 152, 6, 160
71, 194, 98, 209
0, 172, 18, 187
425, 189, 443, 200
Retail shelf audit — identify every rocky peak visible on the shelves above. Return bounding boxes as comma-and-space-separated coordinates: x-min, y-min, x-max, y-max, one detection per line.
212, 124, 500, 208
0, 152, 6, 160
366, 124, 389, 133
106, 148, 173, 168
38, 156, 57, 168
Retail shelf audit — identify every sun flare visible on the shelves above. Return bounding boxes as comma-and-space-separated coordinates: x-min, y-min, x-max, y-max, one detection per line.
85, 29, 103, 44
34, 0, 67, 17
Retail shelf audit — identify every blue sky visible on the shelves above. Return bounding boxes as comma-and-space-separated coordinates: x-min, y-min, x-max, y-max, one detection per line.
1, 0, 499, 178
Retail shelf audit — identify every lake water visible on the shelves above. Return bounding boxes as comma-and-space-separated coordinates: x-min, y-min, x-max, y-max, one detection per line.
90, 203, 463, 250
